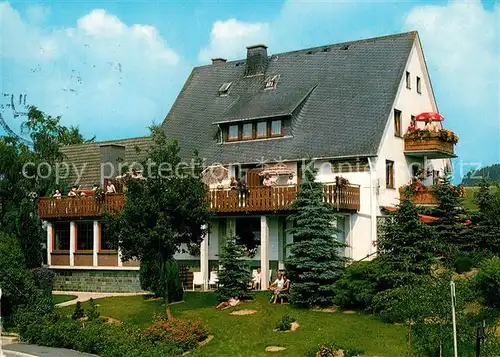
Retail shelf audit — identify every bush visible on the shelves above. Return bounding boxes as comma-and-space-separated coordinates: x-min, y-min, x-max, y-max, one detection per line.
274, 315, 296, 331
72, 302, 85, 320
474, 257, 500, 308
32, 267, 55, 297
87, 298, 100, 321
21, 316, 182, 357
332, 260, 384, 310
145, 318, 208, 351
453, 255, 475, 273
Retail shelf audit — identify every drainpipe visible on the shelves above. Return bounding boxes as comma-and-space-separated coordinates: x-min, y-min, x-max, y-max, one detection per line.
367, 157, 377, 257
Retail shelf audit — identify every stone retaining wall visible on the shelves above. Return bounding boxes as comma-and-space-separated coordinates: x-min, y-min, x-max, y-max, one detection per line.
53, 269, 143, 293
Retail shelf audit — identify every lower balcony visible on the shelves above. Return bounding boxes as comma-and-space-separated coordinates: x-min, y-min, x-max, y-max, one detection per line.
399, 186, 438, 205
208, 184, 360, 213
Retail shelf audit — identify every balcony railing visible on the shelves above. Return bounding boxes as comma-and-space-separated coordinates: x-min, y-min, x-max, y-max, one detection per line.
38, 184, 361, 219
399, 186, 438, 205
404, 133, 456, 159
38, 194, 125, 219
208, 184, 360, 213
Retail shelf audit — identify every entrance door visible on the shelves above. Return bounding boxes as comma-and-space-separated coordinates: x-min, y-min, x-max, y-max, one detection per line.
246, 169, 262, 187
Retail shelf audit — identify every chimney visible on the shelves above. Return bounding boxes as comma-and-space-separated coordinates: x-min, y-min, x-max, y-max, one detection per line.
245, 44, 268, 76
100, 144, 125, 186
211, 58, 227, 65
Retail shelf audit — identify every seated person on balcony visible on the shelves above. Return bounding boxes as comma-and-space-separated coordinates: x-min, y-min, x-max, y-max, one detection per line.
67, 186, 77, 197
262, 174, 273, 187
269, 271, 285, 303
229, 176, 237, 189
215, 296, 240, 310
424, 119, 438, 132
252, 268, 261, 290
407, 120, 416, 132
286, 174, 294, 185
53, 190, 62, 199
105, 180, 117, 194
92, 183, 99, 191
236, 178, 249, 194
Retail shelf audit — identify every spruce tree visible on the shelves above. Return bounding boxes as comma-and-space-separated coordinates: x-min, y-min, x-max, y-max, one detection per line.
216, 237, 252, 301
285, 166, 347, 307
472, 180, 500, 254
378, 199, 436, 287
432, 172, 471, 261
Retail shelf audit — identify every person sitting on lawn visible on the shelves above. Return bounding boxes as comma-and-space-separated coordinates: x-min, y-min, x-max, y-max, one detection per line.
279, 275, 290, 304
269, 272, 285, 303
215, 296, 240, 310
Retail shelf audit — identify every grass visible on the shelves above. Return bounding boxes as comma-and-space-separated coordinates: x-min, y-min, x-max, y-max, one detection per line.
52, 294, 77, 304
59, 292, 408, 357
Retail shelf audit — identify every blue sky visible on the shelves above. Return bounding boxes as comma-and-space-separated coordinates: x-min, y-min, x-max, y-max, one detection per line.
1, 0, 499, 180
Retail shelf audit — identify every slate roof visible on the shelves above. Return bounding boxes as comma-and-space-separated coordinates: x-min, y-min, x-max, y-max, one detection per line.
60, 136, 151, 184
162, 31, 417, 165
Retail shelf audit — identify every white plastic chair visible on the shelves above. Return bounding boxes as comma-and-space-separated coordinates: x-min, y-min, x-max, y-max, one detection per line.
192, 271, 203, 291
209, 271, 218, 289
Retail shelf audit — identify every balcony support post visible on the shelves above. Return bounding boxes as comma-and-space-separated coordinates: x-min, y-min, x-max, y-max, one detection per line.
93, 221, 99, 267
200, 225, 209, 291
46, 222, 53, 265
278, 216, 285, 270
260, 216, 269, 290
69, 221, 76, 267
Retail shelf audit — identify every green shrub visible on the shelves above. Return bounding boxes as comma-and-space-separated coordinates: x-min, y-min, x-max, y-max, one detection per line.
454, 255, 475, 273
72, 302, 85, 320
145, 318, 208, 350
86, 298, 100, 321
332, 260, 384, 310
274, 314, 296, 331
32, 267, 55, 297
21, 317, 182, 357
474, 257, 500, 308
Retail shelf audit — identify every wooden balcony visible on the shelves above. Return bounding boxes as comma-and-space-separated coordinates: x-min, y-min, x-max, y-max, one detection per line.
38, 184, 361, 219
399, 186, 438, 205
38, 194, 125, 219
404, 134, 456, 159
208, 184, 360, 213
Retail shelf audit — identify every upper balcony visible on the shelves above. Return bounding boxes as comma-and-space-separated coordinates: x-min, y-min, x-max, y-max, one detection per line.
404, 130, 457, 159
38, 183, 361, 219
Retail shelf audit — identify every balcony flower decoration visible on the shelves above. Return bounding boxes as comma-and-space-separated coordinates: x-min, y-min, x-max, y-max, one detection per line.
438, 129, 459, 144
94, 188, 105, 204
404, 128, 431, 141
401, 180, 426, 197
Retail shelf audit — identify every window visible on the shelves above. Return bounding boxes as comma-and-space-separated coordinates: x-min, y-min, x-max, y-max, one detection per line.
54, 223, 70, 251
405, 71, 411, 89
416, 76, 421, 94
76, 222, 93, 251
100, 223, 116, 250
256, 122, 267, 137
228, 125, 239, 140
270, 120, 282, 136
386, 160, 395, 188
218, 82, 232, 96
265, 75, 279, 89
242, 123, 253, 139
394, 109, 402, 137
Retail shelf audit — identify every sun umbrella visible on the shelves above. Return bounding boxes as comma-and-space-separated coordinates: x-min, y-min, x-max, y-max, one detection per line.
202, 164, 229, 185
414, 112, 444, 122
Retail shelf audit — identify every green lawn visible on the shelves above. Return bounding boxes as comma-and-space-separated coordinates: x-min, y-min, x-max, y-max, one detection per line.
59, 292, 408, 357
52, 294, 77, 304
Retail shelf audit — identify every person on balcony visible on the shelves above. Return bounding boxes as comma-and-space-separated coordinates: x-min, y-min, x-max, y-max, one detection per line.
92, 183, 99, 191
67, 186, 77, 197
229, 176, 237, 190
286, 174, 294, 185
53, 190, 62, 199
106, 180, 117, 194
424, 119, 438, 132
263, 174, 273, 187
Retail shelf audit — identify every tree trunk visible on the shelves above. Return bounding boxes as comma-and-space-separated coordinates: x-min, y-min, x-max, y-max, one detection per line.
164, 296, 174, 320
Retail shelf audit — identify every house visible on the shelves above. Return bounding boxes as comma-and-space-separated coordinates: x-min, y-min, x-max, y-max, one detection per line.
38, 31, 456, 292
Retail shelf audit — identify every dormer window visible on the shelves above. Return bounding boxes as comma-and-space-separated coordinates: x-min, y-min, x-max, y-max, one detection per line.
218, 82, 232, 96
221, 118, 285, 142
265, 75, 279, 90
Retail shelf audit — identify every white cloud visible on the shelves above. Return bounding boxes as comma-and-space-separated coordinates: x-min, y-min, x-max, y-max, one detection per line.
0, 3, 184, 140
198, 19, 270, 63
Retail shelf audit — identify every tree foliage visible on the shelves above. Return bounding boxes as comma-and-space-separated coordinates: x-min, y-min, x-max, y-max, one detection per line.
216, 237, 252, 301
106, 126, 210, 317
378, 199, 436, 287
285, 166, 347, 307
471, 180, 500, 254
